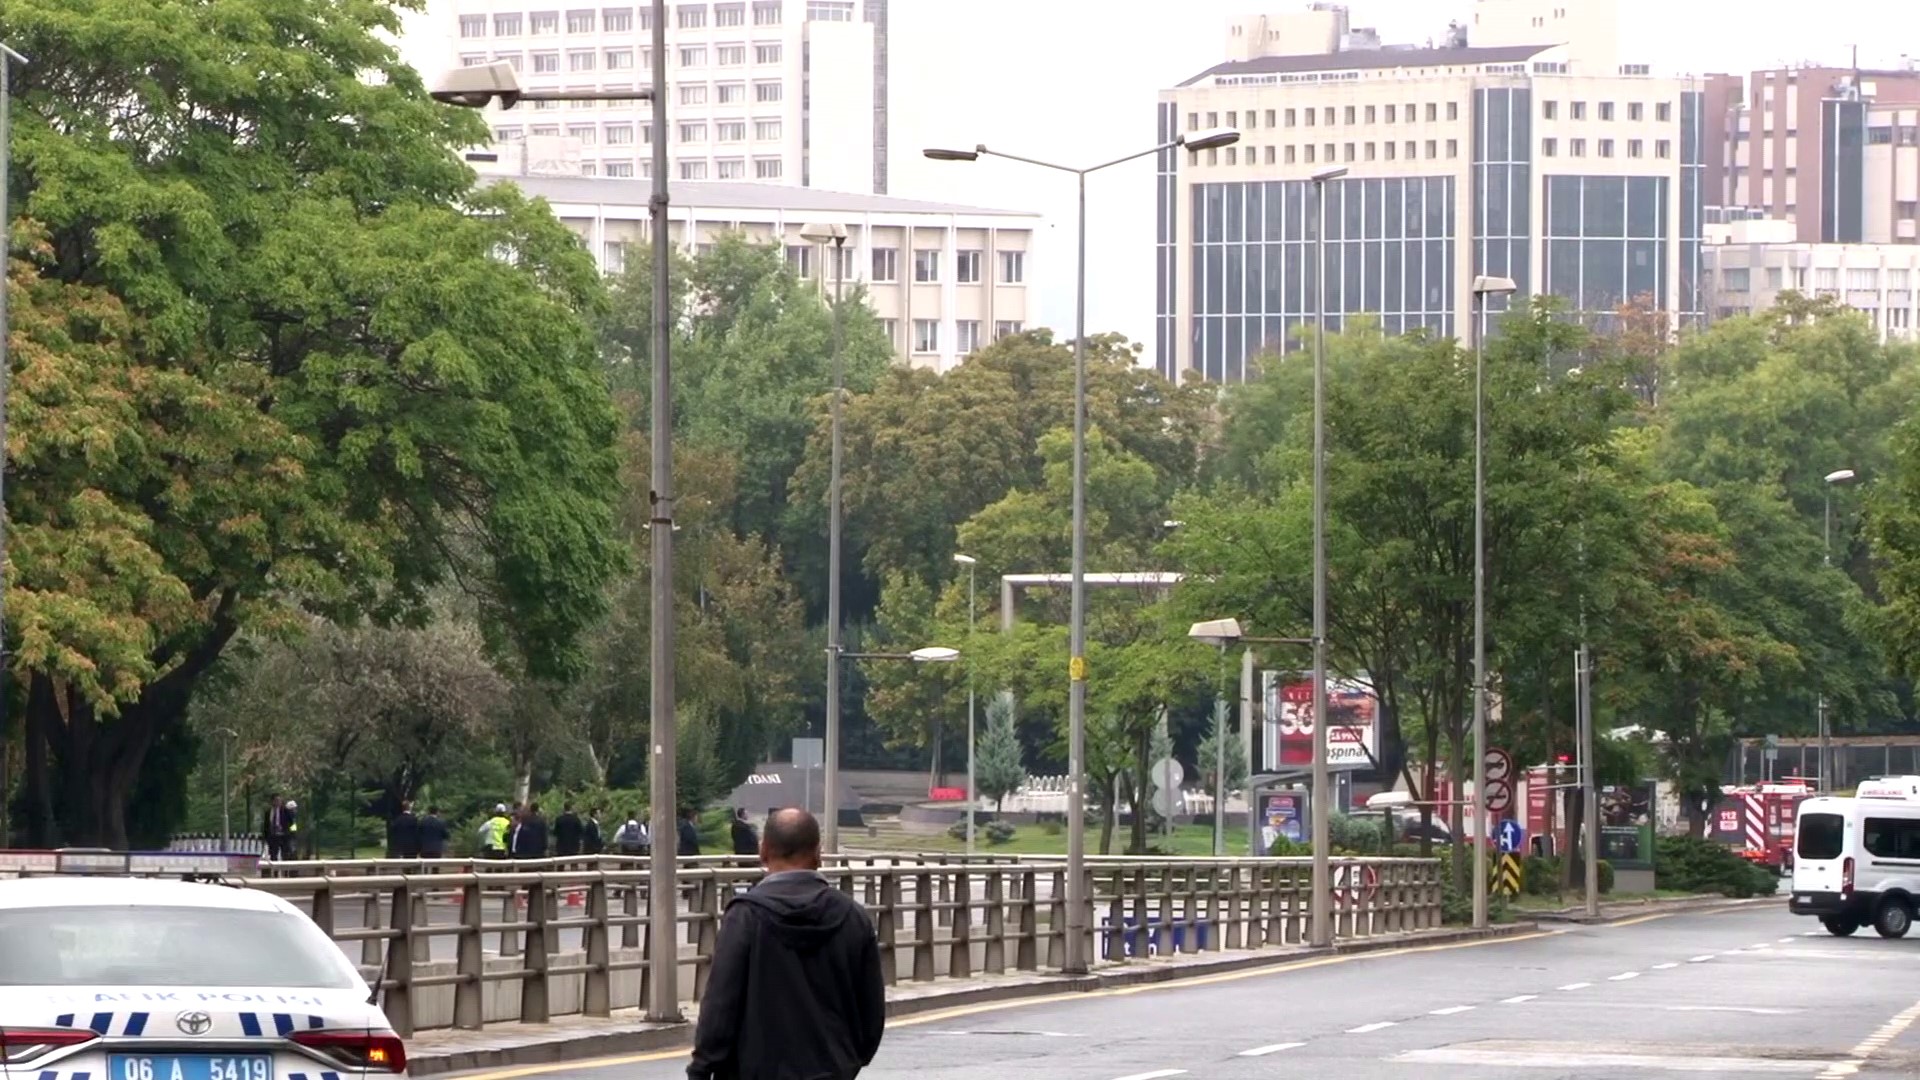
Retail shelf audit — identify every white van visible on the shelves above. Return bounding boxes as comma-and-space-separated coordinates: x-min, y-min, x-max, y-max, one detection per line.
1789, 776, 1920, 938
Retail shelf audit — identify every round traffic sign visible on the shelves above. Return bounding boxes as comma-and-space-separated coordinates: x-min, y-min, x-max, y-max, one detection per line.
1484, 748, 1514, 784
1484, 777, 1513, 814
1331, 863, 1380, 907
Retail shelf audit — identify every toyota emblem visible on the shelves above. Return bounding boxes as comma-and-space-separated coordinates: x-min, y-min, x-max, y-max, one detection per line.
175, 1011, 213, 1036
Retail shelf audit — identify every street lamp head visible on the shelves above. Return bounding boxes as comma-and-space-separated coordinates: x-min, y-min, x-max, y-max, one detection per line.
1311, 165, 1349, 183
1182, 127, 1242, 153
799, 221, 848, 244
1187, 617, 1244, 647
1826, 468, 1858, 485
1471, 275, 1519, 296
909, 646, 961, 663
430, 60, 523, 109
923, 146, 983, 162
952, 553, 977, 565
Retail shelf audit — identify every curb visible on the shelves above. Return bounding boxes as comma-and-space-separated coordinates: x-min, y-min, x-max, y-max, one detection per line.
1527, 894, 1780, 924
405, 923, 1533, 1076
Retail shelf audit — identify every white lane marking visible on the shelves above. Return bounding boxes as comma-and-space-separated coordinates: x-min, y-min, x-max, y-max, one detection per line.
1502, 994, 1539, 1004
1112, 1071, 1188, 1080
1749, 943, 1774, 950
1779, 936, 1798, 943
1817, 995, 1920, 1080
1399, 1047, 1825, 1073
1430, 1005, 1475, 1015
1652, 962, 1679, 970
1238, 1043, 1305, 1057
1688, 954, 1716, 962
1608, 971, 1641, 981
926, 1030, 1082, 1038
1559, 982, 1592, 991
1347, 1021, 1397, 1034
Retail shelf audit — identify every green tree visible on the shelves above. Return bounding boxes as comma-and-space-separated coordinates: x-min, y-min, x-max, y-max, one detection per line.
973, 696, 1027, 813
5, 0, 622, 846
1194, 704, 1250, 804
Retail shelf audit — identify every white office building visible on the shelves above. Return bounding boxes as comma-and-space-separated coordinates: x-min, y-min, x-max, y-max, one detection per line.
423, 0, 889, 193
1704, 218, 1920, 342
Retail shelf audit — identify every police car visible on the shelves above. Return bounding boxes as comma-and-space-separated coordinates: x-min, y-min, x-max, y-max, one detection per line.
0, 876, 406, 1080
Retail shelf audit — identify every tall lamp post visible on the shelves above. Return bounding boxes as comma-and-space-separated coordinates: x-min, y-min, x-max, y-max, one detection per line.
1821, 467, 1856, 790
430, 38, 677, 1018
1308, 164, 1346, 948
803, 221, 851, 853
0, 43, 29, 848
926, 126, 1240, 973
954, 553, 979, 857
1469, 274, 1517, 931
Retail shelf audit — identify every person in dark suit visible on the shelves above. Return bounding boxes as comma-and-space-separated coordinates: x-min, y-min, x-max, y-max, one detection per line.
554, 803, 584, 857
513, 802, 550, 859
386, 799, 421, 859
418, 807, 450, 859
730, 808, 759, 856
678, 806, 702, 857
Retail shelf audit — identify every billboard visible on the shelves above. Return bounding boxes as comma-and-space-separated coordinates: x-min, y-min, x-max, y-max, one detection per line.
1260, 672, 1380, 773
1258, 791, 1307, 854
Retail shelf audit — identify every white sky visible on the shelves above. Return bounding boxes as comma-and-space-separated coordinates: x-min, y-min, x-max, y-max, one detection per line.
890, 0, 1920, 352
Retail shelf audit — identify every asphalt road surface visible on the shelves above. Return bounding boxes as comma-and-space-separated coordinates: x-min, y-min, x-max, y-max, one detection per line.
437, 905, 1920, 1080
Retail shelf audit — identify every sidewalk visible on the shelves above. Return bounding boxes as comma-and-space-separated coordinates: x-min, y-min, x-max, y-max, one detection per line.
1522, 893, 1780, 924
406, 923, 1538, 1076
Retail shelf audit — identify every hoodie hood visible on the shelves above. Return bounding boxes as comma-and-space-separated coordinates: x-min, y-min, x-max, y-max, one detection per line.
732, 871, 855, 952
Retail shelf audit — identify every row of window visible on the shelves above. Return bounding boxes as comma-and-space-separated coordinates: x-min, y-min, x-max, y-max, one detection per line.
1542, 99, 1673, 123
1189, 101, 1459, 134
891, 319, 1024, 355
494, 118, 784, 145
1542, 136, 1673, 159
1719, 266, 1919, 292
458, 3, 784, 38
1206, 138, 1460, 167
465, 44, 784, 72
562, 157, 783, 178
788, 247, 1027, 285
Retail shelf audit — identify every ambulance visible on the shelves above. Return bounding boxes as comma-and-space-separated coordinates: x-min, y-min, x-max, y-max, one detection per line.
1788, 775, 1920, 938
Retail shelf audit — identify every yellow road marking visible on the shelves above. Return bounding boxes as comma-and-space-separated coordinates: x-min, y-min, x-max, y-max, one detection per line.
448, 929, 1549, 1080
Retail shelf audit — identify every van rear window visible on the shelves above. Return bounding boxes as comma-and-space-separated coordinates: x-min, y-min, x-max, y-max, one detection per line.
1798, 813, 1844, 860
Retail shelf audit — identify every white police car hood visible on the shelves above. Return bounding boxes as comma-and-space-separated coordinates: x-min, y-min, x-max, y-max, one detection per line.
0, 984, 388, 1041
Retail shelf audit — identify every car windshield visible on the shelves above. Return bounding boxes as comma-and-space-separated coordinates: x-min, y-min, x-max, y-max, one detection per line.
1797, 812, 1845, 860
0, 905, 358, 988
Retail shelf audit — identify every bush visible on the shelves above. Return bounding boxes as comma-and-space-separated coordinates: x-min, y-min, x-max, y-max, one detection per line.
1523, 855, 1564, 896
1329, 813, 1392, 854
1597, 858, 1615, 895
984, 821, 1017, 845
1268, 836, 1313, 857
1037, 817, 1064, 837
1440, 871, 1511, 925
1655, 836, 1779, 898
947, 817, 1016, 844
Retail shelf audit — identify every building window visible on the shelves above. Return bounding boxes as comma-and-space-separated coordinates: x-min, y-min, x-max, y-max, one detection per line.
994, 320, 1024, 340
753, 1, 782, 25
460, 53, 488, 67
679, 4, 708, 28
681, 85, 707, 105
681, 46, 707, 66
1628, 138, 1643, 158
1263, 146, 1275, 164
569, 50, 596, 72
1266, 109, 1277, 126
569, 124, 597, 145
1571, 138, 1586, 156
1543, 137, 1557, 156
1365, 105, 1377, 123
1365, 142, 1377, 161
998, 250, 1025, 283
567, 9, 595, 32
1225, 147, 1237, 165
607, 124, 635, 145
1629, 102, 1644, 121
1543, 100, 1557, 119
716, 2, 746, 26
1600, 101, 1615, 121
871, 247, 898, 282
1446, 138, 1458, 158
913, 319, 940, 353
1572, 101, 1586, 120
754, 157, 782, 178
680, 121, 707, 142
1304, 145, 1315, 163
1425, 103, 1438, 122
1404, 140, 1415, 159
1723, 268, 1751, 291
605, 161, 634, 177
718, 44, 746, 65
606, 48, 634, 70
1382, 141, 1394, 160
755, 42, 783, 63
1768, 267, 1786, 289
1848, 268, 1879, 289
1657, 101, 1672, 122
1344, 106, 1357, 124
578, 162, 598, 176
532, 52, 560, 73
755, 81, 783, 102
1447, 101, 1459, 121
603, 241, 626, 274
1324, 107, 1335, 125
1386, 104, 1397, 122
531, 124, 561, 137
1599, 138, 1614, 157
531, 11, 560, 33
604, 8, 633, 31
680, 160, 708, 179
913, 249, 940, 283
785, 244, 813, 277
1656, 139, 1671, 158
956, 250, 982, 283
460, 14, 487, 37
717, 82, 746, 103
717, 120, 746, 141
1344, 142, 1355, 162
1304, 109, 1315, 127
878, 319, 898, 347
492, 52, 523, 70
493, 126, 525, 142
495, 13, 524, 34
755, 118, 783, 140
1425, 139, 1437, 158
957, 320, 982, 354
1286, 145, 1298, 163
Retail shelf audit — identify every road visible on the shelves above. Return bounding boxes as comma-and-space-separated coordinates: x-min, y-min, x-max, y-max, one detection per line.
437, 906, 1920, 1080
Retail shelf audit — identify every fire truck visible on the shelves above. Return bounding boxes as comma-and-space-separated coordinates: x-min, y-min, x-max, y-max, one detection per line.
1711, 780, 1818, 873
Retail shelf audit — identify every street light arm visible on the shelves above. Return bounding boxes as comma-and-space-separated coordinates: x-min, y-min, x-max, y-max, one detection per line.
1085, 138, 1186, 175
975, 146, 1081, 176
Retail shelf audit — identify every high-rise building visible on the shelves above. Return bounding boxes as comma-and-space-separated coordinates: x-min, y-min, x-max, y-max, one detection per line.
1717, 62, 1920, 244
432, 0, 889, 193
1154, 0, 1711, 382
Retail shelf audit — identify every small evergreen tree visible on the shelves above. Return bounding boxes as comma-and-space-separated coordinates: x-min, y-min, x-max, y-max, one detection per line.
974, 696, 1027, 813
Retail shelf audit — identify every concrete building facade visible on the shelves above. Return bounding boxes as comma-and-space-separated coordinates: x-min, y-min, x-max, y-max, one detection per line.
431, 0, 889, 193
1704, 218, 1920, 343
1156, 0, 1708, 383
499, 174, 1036, 370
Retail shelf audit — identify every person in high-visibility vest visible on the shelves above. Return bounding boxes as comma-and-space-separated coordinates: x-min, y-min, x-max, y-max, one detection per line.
480, 803, 511, 858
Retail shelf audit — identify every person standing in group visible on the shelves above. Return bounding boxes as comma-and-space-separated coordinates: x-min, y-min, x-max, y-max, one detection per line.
386, 799, 421, 859
514, 802, 550, 859
731, 808, 758, 857
480, 803, 511, 858
261, 794, 289, 862
583, 807, 605, 856
615, 812, 649, 855
688, 808, 885, 1080
678, 806, 702, 857
555, 802, 583, 858
419, 807, 450, 860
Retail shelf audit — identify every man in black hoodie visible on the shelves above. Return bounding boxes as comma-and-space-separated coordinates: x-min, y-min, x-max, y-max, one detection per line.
688, 808, 885, 1080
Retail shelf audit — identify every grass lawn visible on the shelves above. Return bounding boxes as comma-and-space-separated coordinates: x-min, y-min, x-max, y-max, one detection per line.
859, 822, 1232, 858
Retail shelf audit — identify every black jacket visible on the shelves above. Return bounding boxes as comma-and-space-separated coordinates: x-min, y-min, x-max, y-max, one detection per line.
418, 814, 450, 857
678, 818, 701, 857
583, 817, 604, 855
386, 811, 420, 859
731, 819, 759, 857
688, 871, 885, 1080
513, 815, 549, 858
554, 811, 583, 856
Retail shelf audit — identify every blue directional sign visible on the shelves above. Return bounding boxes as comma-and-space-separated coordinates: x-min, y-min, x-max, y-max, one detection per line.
1497, 818, 1527, 854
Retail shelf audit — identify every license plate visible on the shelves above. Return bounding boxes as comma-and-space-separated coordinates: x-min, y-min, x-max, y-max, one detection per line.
110, 1055, 274, 1080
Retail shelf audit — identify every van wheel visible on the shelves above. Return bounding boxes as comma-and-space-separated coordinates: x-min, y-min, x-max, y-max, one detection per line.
1874, 898, 1913, 939
1822, 916, 1860, 937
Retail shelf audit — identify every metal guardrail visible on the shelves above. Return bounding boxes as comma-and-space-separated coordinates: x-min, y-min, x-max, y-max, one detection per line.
228, 853, 1443, 1036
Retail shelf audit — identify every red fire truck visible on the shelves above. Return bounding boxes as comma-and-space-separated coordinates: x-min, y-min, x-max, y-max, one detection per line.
1711, 781, 1817, 873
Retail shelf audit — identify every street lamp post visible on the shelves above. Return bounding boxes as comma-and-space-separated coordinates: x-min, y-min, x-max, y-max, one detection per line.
1821, 467, 1857, 790
432, 28, 677, 1021
927, 126, 1240, 973
0, 44, 29, 848
954, 553, 979, 857
1308, 164, 1346, 948
803, 222, 851, 854
1469, 274, 1517, 932
216, 728, 239, 850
